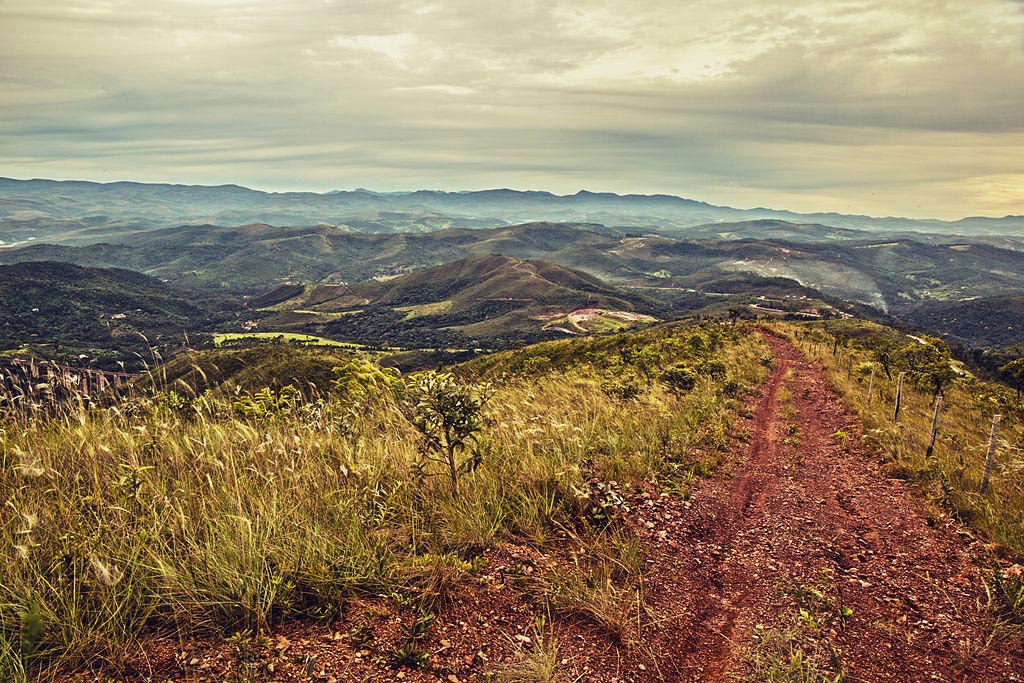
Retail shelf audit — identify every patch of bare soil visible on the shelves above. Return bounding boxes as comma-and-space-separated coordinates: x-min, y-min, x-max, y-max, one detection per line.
63, 334, 1023, 682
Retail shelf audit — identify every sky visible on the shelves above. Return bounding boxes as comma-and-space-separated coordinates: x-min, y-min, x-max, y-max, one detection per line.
1, 0, 1023, 220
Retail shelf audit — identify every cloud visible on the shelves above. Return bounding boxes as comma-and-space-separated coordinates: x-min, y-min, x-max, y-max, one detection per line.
0, 0, 1021, 219
395, 85, 475, 95
331, 33, 419, 63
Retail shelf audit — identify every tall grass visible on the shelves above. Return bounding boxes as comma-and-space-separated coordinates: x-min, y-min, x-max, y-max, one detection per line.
767, 321, 1024, 554
0, 322, 770, 678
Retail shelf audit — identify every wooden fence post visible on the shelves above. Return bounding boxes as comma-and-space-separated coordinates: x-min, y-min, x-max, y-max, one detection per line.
893, 372, 905, 421
925, 395, 942, 459
980, 414, 1002, 495
866, 365, 875, 406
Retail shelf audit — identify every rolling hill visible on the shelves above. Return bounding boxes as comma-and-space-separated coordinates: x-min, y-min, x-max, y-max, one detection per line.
0, 222, 624, 293
251, 254, 661, 349
5, 222, 1024, 311
0, 262, 221, 369
902, 295, 1024, 348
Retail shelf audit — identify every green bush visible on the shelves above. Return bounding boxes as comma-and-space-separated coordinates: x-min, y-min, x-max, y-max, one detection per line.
661, 365, 697, 394
232, 384, 302, 420
403, 371, 492, 494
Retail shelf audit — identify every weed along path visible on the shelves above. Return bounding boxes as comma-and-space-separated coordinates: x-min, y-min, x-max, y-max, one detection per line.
635, 332, 1023, 682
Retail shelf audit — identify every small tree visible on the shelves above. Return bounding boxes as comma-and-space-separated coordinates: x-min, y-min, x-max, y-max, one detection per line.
865, 333, 899, 380
403, 371, 492, 495
895, 336, 957, 403
1000, 357, 1024, 400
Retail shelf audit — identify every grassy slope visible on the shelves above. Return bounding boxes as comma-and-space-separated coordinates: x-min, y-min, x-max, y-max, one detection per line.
0, 321, 770, 679
258, 254, 664, 349
136, 345, 368, 396
274, 254, 645, 312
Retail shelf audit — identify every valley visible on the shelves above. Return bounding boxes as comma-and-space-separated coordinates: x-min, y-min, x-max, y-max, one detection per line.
3, 215, 1024, 370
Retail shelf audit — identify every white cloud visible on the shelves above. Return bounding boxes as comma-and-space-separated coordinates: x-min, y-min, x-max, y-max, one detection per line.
331, 33, 419, 63
395, 84, 475, 95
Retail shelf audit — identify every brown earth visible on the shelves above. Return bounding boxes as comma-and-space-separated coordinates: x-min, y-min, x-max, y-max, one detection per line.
64, 333, 1023, 682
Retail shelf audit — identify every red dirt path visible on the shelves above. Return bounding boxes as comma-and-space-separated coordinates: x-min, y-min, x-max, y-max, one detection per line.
634, 331, 1023, 681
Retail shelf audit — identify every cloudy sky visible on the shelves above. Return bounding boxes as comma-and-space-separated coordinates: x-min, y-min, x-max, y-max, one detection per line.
1, 0, 1022, 219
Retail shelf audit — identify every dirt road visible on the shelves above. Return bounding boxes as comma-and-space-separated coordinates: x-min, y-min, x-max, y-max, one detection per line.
637, 332, 1023, 681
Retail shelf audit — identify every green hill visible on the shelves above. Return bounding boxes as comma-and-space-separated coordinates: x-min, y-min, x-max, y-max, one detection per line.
254, 254, 661, 349
281, 254, 640, 311
137, 344, 365, 396
902, 295, 1024, 348
0, 262, 218, 369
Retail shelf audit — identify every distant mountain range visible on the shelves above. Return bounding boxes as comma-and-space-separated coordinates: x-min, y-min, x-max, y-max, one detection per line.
2, 177, 1024, 246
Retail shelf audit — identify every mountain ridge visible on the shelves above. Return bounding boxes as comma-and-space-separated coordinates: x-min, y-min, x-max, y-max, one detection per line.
4, 177, 1024, 246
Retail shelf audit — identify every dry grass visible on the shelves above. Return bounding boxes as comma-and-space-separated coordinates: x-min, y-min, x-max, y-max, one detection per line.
0, 321, 771, 680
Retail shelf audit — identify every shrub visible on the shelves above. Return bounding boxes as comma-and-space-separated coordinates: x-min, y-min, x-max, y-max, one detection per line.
572, 477, 630, 527
403, 371, 492, 495
600, 374, 642, 401
661, 365, 697, 394
696, 359, 727, 380
331, 356, 402, 401
232, 384, 302, 420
